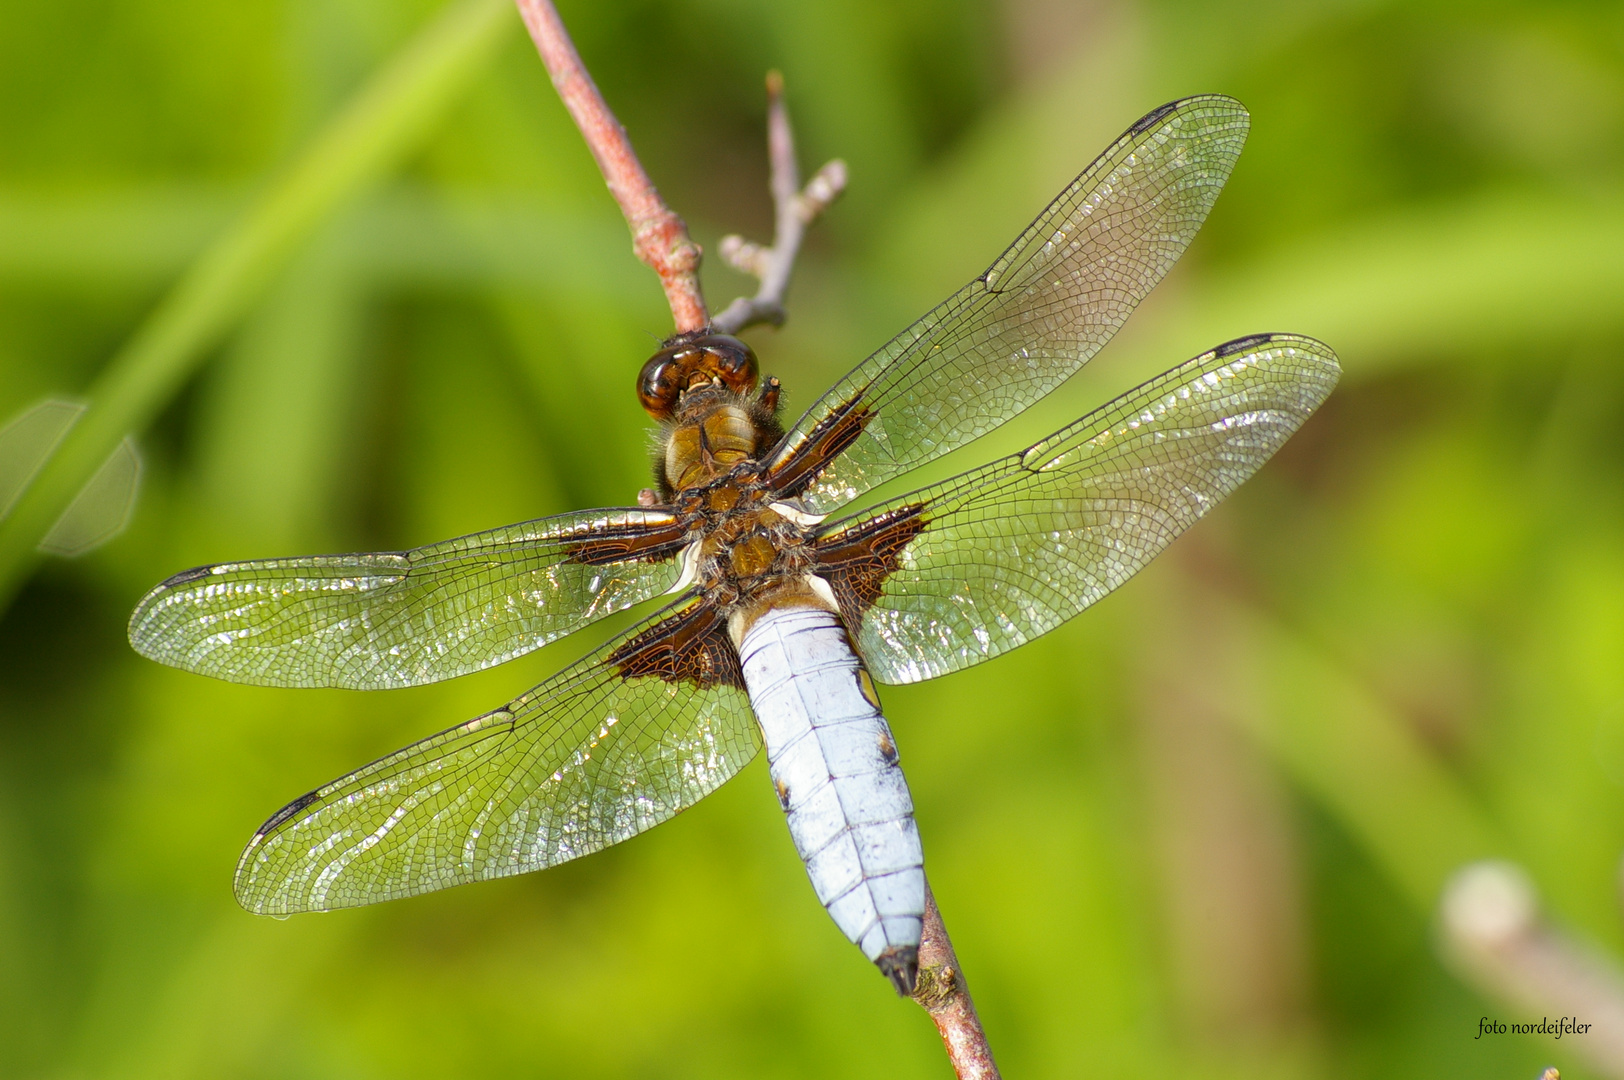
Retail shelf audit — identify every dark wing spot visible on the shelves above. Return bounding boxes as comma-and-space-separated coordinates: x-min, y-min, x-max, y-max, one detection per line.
159, 564, 217, 588
565, 520, 690, 567
1215, 333, 1276, 359
813, 505, 929, 623
774, 777, 792, 812
1129, 99, 1181, 135
608, 600, 743, 690
257, 790, 321, 837
767, 392, 874, 499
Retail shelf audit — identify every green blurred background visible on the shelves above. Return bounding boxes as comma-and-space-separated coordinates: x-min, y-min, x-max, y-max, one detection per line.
2, 0, 1623, 1076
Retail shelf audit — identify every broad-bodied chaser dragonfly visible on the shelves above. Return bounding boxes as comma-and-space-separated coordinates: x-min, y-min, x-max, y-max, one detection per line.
130, 95, 1338, 994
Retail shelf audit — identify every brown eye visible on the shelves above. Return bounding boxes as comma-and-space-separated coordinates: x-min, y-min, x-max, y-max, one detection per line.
695, 335, 758, 395
636, 348, 685, 419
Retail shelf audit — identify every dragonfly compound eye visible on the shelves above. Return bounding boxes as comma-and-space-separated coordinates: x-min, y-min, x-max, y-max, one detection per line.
636, 348, 686, 420
694, 335, 759, 396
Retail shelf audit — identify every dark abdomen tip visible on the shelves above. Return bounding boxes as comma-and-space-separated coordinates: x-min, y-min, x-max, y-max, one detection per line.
877, 945, 920, 997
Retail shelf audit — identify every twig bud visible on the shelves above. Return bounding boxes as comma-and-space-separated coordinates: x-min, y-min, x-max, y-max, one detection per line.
720, 235, 772, 279
798, 159, 848, 222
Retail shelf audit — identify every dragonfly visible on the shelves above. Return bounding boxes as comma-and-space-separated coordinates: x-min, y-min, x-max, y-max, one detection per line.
129, 94, 1339, 995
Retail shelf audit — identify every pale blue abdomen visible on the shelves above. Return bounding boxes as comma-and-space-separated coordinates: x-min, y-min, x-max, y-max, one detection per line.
737, 604, 926, 992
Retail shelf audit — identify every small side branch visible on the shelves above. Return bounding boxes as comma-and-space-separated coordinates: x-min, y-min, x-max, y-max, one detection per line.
712, 72, 847, 336
913, 883, 1001, 1080
513, 0, 708, 332
515, 4, 839, 339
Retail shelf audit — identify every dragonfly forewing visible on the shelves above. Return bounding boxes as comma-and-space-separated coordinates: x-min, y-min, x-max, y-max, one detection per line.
813, 333, 1340, 684
128, 508, 690, 689
769, 95, 1251, 514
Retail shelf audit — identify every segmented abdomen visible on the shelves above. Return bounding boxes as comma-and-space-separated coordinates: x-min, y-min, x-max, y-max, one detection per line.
737, 604, 925, 991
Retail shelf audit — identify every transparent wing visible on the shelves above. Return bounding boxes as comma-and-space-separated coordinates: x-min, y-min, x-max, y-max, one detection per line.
815, 335, 1340, 684
129, 508, 689, 689
767, 95, 1251, 514
234, 599, 759, 914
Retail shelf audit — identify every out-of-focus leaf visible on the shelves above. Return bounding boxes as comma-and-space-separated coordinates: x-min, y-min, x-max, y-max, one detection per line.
192, 245, 363, 552
37, 438, 141, 558
1129, 192, 1624, 385
0, 400, 81, 519
0, 188, 236, 284
0, 400, 138, 557
1218, 580, 1505, 911
0, 187, 645, 296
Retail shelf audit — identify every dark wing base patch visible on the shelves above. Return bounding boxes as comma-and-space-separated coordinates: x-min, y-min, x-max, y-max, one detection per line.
822, 334, 1341, 686
565, 521, 690, 566
608, 601, 744, 690
766, 393, 873, 499
813, 505, 929, 625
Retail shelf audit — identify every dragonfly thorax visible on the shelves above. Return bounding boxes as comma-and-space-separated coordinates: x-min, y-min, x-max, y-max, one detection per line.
652, 351, 821, 634
664, 403, 761, 491
670, 468, 821, 620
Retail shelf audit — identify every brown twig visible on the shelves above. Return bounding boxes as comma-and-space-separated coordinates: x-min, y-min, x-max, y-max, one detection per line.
712, 72, 847, 335
913, 883, 1001, 1080
513, 0, 708, 332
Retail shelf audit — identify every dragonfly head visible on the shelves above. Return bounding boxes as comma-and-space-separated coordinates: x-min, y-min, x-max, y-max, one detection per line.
637, 333, 759, 420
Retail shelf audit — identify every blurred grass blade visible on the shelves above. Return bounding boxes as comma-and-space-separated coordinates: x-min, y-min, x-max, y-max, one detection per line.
196, 243, 363, 551
1108, 192, 1624, 392
0, 400, 83, 519
1219, 585, 1504, 911
38, 438, 141, 558
0, 0, 513, 611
